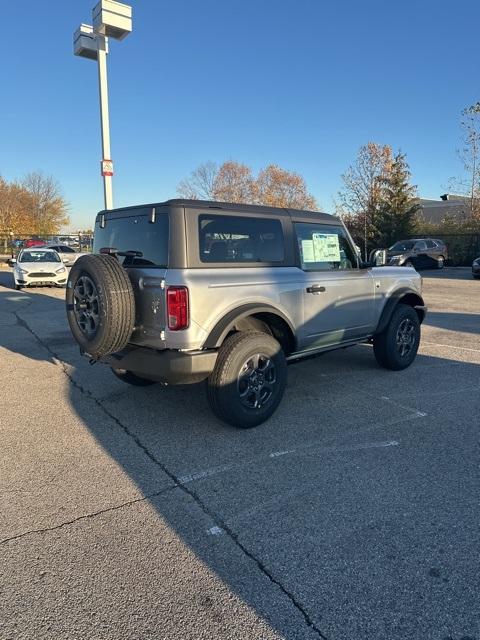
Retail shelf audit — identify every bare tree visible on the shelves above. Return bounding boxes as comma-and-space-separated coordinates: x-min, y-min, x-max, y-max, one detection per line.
338, 142, 392, 259
255, 164, 317, 210
176, 161, 218, 200
455, 103, 480, 218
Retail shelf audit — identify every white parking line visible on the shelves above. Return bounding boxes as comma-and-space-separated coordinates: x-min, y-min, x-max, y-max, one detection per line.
207, 526, 224, 536
422, 341, 480, 354
179, 439, 400, 487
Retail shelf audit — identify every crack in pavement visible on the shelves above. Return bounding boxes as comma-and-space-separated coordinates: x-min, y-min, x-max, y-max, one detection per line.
0, 487, 174, 546
13, 304, 329, 640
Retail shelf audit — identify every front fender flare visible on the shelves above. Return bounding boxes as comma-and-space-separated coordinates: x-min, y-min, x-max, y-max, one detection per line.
375, 288, 426, 335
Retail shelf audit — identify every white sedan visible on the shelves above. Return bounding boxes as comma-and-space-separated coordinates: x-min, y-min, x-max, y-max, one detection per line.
12, 248, 69, 290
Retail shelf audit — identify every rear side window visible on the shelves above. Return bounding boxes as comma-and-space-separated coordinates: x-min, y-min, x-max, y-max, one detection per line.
93, 212, 169, 268
295, 223, 357, 271
199, 215, 284, 263
425, 240, 436, 248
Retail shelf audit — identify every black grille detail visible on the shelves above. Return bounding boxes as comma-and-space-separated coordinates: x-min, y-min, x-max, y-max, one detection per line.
29, 272, 56, 278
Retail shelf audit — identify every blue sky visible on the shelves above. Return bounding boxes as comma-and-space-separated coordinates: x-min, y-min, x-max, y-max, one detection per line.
1, 0, 479, 229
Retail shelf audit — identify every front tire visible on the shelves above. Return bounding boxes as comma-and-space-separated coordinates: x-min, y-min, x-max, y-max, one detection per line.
207, 332, 287, 428
373, 304, 420, 371
437, 255, 445, 269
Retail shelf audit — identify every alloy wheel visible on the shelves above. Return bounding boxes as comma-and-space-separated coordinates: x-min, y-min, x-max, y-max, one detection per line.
396, 318, 416, 358
237, 353, 277, 409
73, 275, 100, 337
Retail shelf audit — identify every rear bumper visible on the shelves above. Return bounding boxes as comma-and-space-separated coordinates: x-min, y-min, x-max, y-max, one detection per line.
100, 345, 218, 385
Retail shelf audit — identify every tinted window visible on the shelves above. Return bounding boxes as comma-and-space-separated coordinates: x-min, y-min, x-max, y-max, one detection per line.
295, 223, 357, 271
425, 240, 436, 248
390, 240, 415, 251
199, 215, 284, 263
59, 245, 75, 253
93, 213, 169, 268
415, 241, 427, 250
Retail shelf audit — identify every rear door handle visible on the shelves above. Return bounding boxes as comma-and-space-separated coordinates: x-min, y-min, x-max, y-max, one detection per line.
306, 285, 326, 293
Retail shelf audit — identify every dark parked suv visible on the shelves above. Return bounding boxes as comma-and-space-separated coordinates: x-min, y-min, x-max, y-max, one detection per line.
388, 238, 448, 269
66, 199, 426, 428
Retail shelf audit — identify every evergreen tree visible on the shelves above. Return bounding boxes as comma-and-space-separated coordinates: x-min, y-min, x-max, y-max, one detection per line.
376, 152, 418, 247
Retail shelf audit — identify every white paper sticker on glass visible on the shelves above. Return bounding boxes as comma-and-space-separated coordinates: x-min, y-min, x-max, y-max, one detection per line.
301, 239, 315, 262
312, 233, 341, 262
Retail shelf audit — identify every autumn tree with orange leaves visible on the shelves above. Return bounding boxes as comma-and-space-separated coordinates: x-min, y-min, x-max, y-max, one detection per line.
178, 161, 318, 210
0, 173, 69, 251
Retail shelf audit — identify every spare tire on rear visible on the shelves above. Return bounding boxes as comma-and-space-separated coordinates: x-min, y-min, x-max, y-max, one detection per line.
66, 254, 135, 359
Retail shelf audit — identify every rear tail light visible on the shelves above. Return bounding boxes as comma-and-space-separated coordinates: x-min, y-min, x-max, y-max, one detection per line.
166, 286, 189, 330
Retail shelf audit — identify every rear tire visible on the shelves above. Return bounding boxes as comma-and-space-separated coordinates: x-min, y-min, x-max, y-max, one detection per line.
207, 332, 287, 428
111, 369, 157, 386
373, 304, 420, 371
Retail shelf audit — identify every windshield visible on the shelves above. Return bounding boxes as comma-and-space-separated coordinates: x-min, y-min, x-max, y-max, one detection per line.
389, 240, 415, 251
20, 251, 60, 263
93, 211, 169, 268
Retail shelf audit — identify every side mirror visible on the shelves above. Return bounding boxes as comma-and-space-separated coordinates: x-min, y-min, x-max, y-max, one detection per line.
8, 258, 17, 267
366, 249, 387, 267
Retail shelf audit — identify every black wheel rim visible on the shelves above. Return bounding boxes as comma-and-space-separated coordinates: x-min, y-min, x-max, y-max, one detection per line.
396, 318, 416, 358
73, 275, 100, 337
237, 353, 277, 410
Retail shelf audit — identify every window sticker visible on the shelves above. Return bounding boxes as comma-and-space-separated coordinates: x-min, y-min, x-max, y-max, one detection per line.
301, 239, 315, 262
312, 233, 341, 262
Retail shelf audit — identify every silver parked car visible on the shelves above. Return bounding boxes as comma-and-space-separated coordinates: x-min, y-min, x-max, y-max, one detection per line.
387, 238, 448, 269
41, 243, 87, 266
66, 199, 427, 428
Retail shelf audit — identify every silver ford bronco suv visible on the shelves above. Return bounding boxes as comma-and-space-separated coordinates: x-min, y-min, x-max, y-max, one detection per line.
66, 199, 426, 428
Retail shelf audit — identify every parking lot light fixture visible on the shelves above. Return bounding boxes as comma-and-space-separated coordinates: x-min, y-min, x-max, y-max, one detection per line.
73, 2, 133, 211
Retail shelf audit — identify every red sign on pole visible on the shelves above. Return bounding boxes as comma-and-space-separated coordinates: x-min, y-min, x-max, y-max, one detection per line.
101, 159, 114, 177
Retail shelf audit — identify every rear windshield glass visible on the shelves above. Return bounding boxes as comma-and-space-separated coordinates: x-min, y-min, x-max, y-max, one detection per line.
93, 212, 169, 268
199, 215, 284, 263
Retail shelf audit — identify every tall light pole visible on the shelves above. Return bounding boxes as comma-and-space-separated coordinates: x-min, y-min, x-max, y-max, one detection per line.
73, 1, 133, 210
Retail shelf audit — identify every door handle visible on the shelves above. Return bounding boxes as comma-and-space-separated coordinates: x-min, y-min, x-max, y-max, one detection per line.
306, 285, 326, 293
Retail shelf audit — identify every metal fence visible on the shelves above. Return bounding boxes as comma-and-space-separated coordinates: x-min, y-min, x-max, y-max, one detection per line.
0, 234, 93, 257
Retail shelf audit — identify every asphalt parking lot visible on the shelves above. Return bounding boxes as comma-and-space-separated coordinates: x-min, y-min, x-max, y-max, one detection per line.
0, 267, 479, 640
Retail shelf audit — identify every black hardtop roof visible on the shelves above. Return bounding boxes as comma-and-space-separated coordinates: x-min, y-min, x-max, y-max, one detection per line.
97, 199, 337, 223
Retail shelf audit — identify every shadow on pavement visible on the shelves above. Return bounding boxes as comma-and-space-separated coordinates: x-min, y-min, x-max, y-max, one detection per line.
424, 310, 480, 335
1, 279, 480, 640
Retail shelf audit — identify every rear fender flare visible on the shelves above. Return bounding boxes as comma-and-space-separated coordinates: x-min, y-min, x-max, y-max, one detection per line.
204, 303, 296, 350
